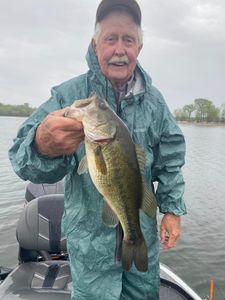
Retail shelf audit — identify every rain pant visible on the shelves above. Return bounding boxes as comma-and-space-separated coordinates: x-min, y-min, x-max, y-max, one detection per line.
9, 44, 186, 300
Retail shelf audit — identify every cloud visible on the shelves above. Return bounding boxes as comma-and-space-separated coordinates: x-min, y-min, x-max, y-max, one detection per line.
186, 2, 225, 41
138, 0, 225, 109
0, 0, 224, 111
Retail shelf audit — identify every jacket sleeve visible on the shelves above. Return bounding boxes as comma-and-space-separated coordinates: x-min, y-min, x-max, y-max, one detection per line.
8, 87, 77, 184
152, 105, 186, 216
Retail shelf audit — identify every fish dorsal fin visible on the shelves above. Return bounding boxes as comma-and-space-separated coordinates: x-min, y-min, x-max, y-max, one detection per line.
77, 155, 89, 175
102, 201, 119, 228
94, 145, 107, 175
135, 144, 157, 217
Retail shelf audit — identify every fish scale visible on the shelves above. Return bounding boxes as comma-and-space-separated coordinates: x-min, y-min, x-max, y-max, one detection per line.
88, 140, 142, 235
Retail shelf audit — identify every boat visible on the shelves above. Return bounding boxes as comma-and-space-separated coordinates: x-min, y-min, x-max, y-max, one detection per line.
0, 182, 204, 300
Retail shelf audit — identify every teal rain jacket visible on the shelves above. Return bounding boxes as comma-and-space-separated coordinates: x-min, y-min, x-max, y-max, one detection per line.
9, 44, 186, 300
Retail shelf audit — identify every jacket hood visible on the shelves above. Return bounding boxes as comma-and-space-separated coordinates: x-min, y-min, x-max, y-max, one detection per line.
86, 43, 106, 87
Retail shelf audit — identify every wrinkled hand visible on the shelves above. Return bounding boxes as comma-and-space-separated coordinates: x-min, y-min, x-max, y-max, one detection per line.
34, 107, 84, 157
160, 213, 181, 250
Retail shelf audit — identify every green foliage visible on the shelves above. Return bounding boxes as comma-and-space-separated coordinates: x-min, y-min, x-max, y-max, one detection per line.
174, 98, 225, 123
183, 104, 195, 121
173, 108, 188, 121
220, 104, 225, 122
0, 102, 36, 117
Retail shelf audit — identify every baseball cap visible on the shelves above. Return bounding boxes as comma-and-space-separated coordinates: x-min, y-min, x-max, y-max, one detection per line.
96, 0, 142, 25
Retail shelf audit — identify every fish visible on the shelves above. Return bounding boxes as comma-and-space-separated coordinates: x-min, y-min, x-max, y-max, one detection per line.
65, 93, 157, 272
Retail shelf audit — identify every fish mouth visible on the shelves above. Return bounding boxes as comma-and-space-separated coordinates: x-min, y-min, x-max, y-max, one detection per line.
85, 122, 116, 144
85, 130, 114, 145
94, 138, 112, 145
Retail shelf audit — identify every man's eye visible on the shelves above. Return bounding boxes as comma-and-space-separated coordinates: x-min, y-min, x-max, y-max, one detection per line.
106, 36, 116, 42
124, 37, 135, 46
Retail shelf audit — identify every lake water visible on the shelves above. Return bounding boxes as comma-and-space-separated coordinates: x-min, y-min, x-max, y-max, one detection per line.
0, 116, 225, 300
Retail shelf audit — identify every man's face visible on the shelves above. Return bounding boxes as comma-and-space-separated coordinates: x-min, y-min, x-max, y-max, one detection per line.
93, 12, 142, 88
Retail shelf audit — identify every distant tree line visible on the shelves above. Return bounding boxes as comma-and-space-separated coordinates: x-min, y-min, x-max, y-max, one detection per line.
0, 102, 36, 117
1, 98, 225, 123
174, 98, 225, 123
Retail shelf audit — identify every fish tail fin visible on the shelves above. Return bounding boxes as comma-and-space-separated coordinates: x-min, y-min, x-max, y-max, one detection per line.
122, 237, 148, 272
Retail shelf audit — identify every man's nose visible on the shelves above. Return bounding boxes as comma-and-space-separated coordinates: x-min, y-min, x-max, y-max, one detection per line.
114, 40, 126, 56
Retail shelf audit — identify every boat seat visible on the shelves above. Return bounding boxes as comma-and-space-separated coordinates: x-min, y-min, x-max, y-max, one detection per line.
17, 194, 67, 254
0, 195, 72, 300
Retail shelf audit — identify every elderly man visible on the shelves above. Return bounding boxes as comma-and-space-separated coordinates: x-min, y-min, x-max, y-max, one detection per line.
9, 0, 186, 299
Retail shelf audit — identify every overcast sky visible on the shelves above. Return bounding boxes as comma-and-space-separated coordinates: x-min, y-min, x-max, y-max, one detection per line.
0, 0, 224, 111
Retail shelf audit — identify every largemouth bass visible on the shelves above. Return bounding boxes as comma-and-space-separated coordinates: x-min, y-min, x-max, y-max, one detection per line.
66, 93, 157, 272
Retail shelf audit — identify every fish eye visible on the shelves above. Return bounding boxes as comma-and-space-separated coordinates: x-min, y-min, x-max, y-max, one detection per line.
99, 101, 107, 110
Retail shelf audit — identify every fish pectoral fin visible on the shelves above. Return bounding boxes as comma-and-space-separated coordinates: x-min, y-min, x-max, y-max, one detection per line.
94, 146, 107, 175
77, 155, 89, 175
141, 183, 157, 217
102, 201, 119, 227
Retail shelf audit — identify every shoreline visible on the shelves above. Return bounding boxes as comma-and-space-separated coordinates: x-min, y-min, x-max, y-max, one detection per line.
177, 121, 225, 127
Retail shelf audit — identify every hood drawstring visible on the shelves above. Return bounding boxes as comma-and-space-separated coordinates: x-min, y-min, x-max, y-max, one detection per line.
105, 76, 108, 103
105, 76, 122, 116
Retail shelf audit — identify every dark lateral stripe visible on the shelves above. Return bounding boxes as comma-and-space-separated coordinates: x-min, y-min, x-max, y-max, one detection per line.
38, 197, 64, 252
42, 264, 60, 288
49, 221, 61, 252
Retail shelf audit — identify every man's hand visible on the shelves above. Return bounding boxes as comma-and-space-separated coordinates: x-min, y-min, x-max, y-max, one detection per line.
160, 213, 181, 250
34, 107, 84, 157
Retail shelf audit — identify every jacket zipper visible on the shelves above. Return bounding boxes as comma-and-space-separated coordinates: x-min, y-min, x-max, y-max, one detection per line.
116, 99, 122, 116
